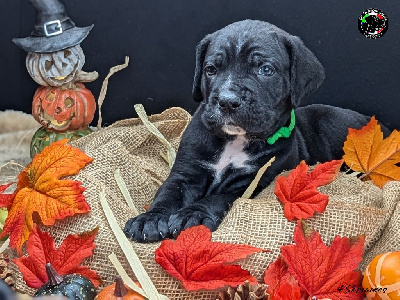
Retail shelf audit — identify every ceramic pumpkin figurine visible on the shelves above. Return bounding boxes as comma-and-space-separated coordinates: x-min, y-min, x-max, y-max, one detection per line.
96, 276, 145, 300
30, 126, 93, 158
362, 251, 400, 299
27, 45, 84, 87
32, 83, 96, 132
12, 0, 98, 157
34, 263, 97, 300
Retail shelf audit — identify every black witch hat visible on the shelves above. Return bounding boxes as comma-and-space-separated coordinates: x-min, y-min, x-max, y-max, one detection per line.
12, 0, 93, 53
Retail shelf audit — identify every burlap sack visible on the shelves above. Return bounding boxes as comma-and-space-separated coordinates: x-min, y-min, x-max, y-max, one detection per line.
10, 107, 400, 299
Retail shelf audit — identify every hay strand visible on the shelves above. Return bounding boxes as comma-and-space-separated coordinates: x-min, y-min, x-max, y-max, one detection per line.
242, 156, 276, 199
99, 189, 167, 300
134, 104, 176, 168
114, 169, 139, 216
97, 57, 130, 129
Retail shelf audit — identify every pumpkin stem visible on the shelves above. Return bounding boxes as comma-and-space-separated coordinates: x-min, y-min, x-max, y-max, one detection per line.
114, 275, 128, 298
45, 263, 63, 286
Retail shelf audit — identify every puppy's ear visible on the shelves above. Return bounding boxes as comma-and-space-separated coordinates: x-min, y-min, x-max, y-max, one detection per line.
284, 35, 325, 107
192, 35, 211, 102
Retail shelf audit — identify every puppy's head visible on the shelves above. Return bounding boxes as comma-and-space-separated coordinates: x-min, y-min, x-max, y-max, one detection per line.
193, 20, 325, 140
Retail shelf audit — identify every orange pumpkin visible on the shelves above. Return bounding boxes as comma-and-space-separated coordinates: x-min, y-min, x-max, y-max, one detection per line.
32, 83, 96, 132
96, 276, 145, 300
362, 251, 400, 299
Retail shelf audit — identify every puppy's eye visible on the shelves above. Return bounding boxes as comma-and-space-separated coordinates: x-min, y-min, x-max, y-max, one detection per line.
258, 65, 274, 76
204, 65, 217, 76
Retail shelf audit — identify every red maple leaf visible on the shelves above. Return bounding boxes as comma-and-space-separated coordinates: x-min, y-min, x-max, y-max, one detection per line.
274, 160, 343, 221
155, 225, 266, 291
264, 256, 305, 300
274, 277, 303, 300
14, 226, 101, 288
280, 221, 365, 300
264, 256, 290, 297
0, 183, 14, 208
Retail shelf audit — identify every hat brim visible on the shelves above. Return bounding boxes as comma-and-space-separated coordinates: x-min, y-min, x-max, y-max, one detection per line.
12, 25, 94, 53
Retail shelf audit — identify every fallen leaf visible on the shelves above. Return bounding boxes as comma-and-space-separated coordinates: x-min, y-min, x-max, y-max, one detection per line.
264, 256, 305, 300
343, 116, 400, 188
155, 225, 266, 291
0, 183, 14, 208
14, 226, 101, 288
0, 139, 93, 254
273, 276, 303, 300
274, 160, 343, 221
281, 221, 365, 299
264, 256, 290, 297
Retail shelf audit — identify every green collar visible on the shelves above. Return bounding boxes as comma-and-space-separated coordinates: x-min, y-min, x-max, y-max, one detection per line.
267, 109, 296, 145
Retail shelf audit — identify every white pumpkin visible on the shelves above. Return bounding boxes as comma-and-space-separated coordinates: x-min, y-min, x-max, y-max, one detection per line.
26, 44, 85, 87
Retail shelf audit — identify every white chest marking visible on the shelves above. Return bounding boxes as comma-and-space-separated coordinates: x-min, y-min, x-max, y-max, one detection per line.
211, 136, 250, 176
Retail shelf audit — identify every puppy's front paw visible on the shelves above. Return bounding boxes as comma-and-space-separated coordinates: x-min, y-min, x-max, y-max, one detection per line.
124, 212, 170, 242
168, 206, 219, 238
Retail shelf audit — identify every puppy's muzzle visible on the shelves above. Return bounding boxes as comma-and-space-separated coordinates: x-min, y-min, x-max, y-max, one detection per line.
217, 90, 242, 113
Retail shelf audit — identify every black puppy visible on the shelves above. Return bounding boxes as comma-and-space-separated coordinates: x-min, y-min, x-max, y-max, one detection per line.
124, 20, 371, 242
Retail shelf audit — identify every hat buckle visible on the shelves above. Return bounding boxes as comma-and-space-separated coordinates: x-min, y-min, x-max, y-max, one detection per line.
43, 20, 63, 37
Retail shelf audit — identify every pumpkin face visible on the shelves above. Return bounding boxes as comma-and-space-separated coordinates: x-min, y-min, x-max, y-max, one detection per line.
32, 83, 96, 132
362, 251, 400, 299
26, 45, 85, 87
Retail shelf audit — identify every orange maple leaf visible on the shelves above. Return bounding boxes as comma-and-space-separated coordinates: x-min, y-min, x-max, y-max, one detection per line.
343, 117, 400, 188
0, 139, 93, 254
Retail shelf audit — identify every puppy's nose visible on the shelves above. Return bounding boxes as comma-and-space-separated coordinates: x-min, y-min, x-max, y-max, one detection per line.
217, 92, 241, 112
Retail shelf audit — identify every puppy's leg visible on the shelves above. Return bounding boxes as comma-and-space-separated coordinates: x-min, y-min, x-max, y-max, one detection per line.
168, 194, 238, 237
124, 150, 212, 242
124, 112, 219, 242
164, 154, 285, 238
124, 177, 183, 242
